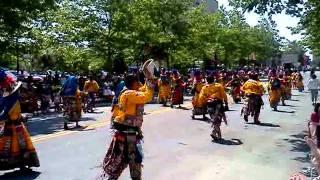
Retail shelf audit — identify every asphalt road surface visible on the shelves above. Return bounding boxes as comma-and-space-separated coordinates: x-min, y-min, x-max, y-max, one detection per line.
0, 72, 316, 180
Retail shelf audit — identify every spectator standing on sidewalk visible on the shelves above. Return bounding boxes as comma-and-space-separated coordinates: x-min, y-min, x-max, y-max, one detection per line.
308, 74, 320, 105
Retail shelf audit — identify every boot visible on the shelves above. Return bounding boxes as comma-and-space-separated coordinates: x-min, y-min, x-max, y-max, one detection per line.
64, 122, 69, 130
254, 115, 261, 125
244, 115, 248, 122
254, 120, 261, 125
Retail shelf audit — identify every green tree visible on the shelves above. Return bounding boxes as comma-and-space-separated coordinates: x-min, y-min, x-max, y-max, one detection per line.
10, 0, 283, 73
0, 0, 56, 70
232, 0, 320, 56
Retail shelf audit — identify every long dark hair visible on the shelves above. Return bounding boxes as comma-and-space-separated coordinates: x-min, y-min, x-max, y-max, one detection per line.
314, 103, 320, 112
124, 74, 138, 89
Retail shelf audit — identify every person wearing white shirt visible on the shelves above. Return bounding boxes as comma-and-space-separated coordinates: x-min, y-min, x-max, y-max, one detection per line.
308, 74, 320, 105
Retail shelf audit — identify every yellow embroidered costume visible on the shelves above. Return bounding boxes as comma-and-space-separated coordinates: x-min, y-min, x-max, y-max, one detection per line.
199, 83, 228, 106
0, 70, 40, 170
241, 79, 264, 96
158, 77, 171, 105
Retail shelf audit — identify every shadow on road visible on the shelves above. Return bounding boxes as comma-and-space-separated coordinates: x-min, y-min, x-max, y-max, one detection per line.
183, 99, 192, 102
214, 138, 243, 146
191, 117, 211, 123
67, 125, 97, 132
275, 110, 295, 114
85, 111, 104, 114
93, 102, 111, 108
0, 170, 41, 180
247, 122, 280, 128
284, 132, 310, 163
176, 106, 191, 110
288, 99, 300, 102
292, 94, 301, 97
225, 109, 238, 112
280, 104, 299, 108
26, 116, 96, 137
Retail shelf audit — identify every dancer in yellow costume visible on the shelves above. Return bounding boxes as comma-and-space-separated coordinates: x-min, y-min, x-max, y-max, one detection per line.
191, 71, 205, 119
60, 76, 82, 130
279, 74, 292, 105
268, 70, 281, 111
102, 61, 155, 180
0, 70, 40, 171
296, 73, 304, 92
241, 72, 264, 124
199, 75, 228, 140
158, 71, 171, 106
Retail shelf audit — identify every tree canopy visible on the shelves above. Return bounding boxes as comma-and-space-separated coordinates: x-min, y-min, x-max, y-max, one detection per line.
0, 0, 56, 59
232, 0, 320, 56
1, 0, 285, 73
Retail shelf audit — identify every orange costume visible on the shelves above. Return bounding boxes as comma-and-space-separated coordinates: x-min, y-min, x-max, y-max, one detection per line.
103, 82, 154, 179
268, 77, 281, 109
84, 80, 99, 93
296, 74, 304, 92
199, 83, 228, 107
241, 78, 264, 123
280, 76, 292, 102
171, 76, 185, 106
192, 80, 205, 108
241, 79, 264, 96
0, 71, 40, 170
158, 77, 171, 104
113, 84, 153, 125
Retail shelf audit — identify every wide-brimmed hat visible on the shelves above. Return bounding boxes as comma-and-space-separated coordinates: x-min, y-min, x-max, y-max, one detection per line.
0, 69, 21, 97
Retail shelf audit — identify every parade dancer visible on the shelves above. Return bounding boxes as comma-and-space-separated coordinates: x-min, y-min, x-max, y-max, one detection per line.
60, 76, 82, 130
279, 74, 292, 106
191, 70, 205, 119
225, 72, 242, 103
170, 69, 185, 108
158, 71, 171, 106
268, 70, 281, 111
241, 71, 264, 124
292, 72, 297, 88
101, 60, 155, 180
199, 75, 228, 141
285, 73, 293, 100
84, 76, 100, 112
296, 73, 304, 92
0, 70, 40, 171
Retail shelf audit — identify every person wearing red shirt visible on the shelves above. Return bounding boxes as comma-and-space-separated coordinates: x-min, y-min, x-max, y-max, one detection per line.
310, 103, 320, 147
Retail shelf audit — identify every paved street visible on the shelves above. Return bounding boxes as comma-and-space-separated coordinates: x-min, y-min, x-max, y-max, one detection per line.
0, 73, 315, 180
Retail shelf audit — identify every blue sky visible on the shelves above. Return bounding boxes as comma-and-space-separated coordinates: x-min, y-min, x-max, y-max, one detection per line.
218, 0, 302, 41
